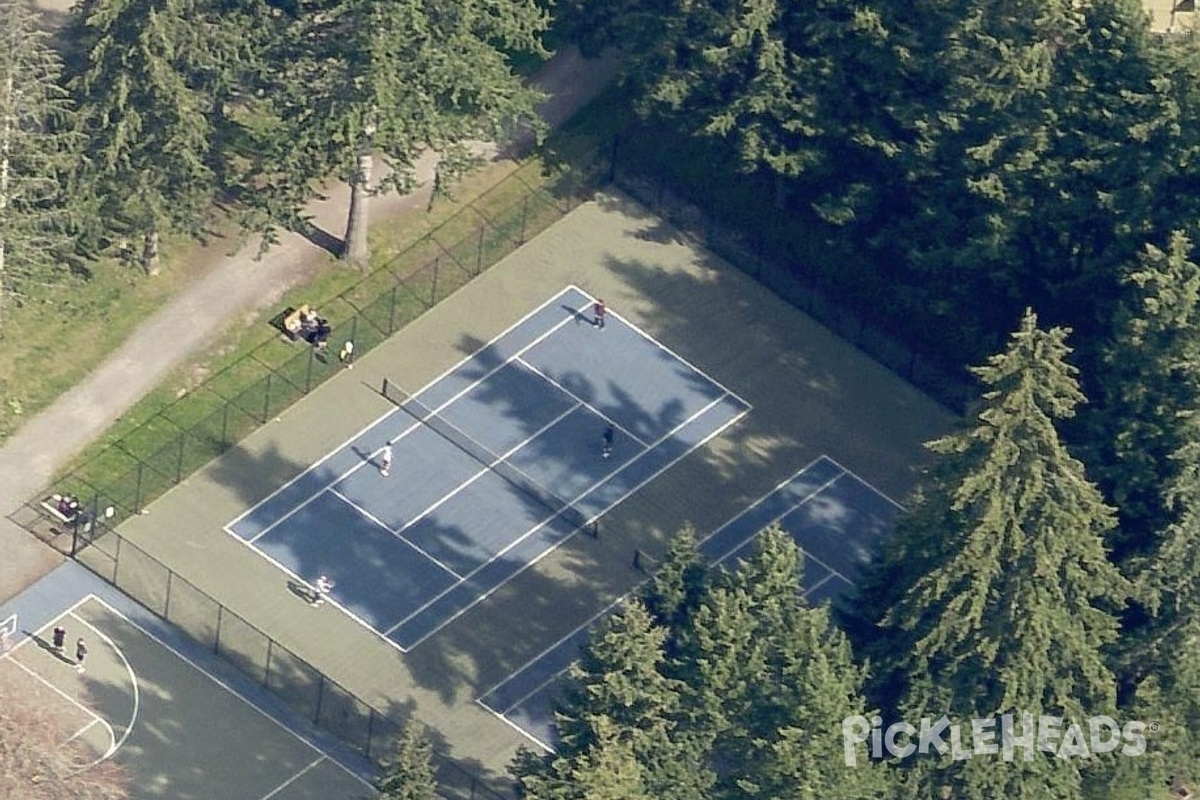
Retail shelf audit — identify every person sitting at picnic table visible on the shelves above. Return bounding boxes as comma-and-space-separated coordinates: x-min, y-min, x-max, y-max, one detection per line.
56, 495, 80, 519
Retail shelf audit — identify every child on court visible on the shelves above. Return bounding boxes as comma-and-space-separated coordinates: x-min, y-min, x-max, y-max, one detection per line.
380, 443, 393, 477
602, 425, 614, 458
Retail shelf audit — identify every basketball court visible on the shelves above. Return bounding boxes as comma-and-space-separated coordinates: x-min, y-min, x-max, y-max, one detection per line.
0, 569, 376, 800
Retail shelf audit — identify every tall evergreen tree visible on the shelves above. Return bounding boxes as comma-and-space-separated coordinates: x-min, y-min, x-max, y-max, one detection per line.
256, 0, 548, 266
377, 721, 438, 800
638, 524, 709, 657
66, 0, 227, 273
679, 526, 889, 799
872, 311, 1128, 799
0, 0, 83, 332
536, 600, 711, 800
1086, 232, 1200, 558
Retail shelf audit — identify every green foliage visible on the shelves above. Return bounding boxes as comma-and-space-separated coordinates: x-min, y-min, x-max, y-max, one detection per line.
65, 0, 226, 268
0, 0, 85, 327
377, 721, 437, 800
525, 527, 891, 800
869, 311, 1129, 798
250, 0, 550, 258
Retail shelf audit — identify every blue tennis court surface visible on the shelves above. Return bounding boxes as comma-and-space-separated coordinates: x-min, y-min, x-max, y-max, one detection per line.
227, 286, 750, 651
477, 456, 901, 751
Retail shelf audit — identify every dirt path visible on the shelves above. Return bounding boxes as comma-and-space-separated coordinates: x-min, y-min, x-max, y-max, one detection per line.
0, 44, 621, 602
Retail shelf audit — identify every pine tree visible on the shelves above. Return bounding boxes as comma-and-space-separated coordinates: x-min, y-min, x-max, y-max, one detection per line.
0, 0, 84, 332
65, 0, 226, 274
875, 310, 1129, 799
547, 600, 711, 800
638, 524, 710, 658
255, 0, 548, 266
680, 526, 889, 799
377, 720, 437, 800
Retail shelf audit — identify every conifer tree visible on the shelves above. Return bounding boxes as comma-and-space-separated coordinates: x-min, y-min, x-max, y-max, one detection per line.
377, 720, 437, 800
680, 526, 888, 799
874, 310, 1129, 799
0, 0, 84, 331
65, 0, 226, 274
255, 0, 548, 266
546, 600, 710, 800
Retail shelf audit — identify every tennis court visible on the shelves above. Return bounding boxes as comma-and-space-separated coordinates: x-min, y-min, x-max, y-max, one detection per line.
0, 591, 375, 800
227, 286, 751, 651
476, 456, 901, 751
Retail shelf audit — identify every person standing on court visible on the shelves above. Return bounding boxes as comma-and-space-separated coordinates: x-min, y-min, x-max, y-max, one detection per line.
312, 575, 335, 606
75, 638, 88, 672
53, 625, 67, 654
380, 442, 394, 477
593, 299, 606, 329
602, 425, 614, 458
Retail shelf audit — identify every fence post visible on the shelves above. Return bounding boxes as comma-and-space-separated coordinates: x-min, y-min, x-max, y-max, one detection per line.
164, 570, 174, 619
263, 372, 273, 423
305, 346, 315, 393
476, 225, 485, 275
388, 286, 399, 333
314, 677, 325, 724
215, 605, 224, 654
175, 435, 186, 484
431, 258, 439, 306
365, 709, 377, 759
518, 196, 529, 244
133, 463, 144, 513
264, 639, 274, 685
221, 402, 230, 448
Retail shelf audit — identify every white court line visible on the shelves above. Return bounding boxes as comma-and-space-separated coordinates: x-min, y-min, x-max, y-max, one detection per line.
803, 573, 839, 597
69, 610, 140, 761
512, 355, 649, 447
245, 417, 426, 545
478, 591, 630, 712
394, 392, 750, 648
570, 286, 753, 411
225, 285, 587, 536
821, 455, 907, 510
327, 488, 465, 581
82, 595, 377, 793
388, 401, 583, 541
706, 470, 857, 586
261, 755, 327, 799
226, 527, 415, 655
478, 701, 556, 754
5, 656, 117, 764
66, 718, 104, 744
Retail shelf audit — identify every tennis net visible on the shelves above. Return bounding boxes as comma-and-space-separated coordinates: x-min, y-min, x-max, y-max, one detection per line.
381, 378, 595, 535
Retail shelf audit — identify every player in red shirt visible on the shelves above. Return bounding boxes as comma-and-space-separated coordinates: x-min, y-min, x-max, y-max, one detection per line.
593, 299, 606, 329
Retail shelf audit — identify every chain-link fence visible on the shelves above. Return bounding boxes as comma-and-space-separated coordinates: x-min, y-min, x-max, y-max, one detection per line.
75, 526, 515, 800
12, 159, 603, 553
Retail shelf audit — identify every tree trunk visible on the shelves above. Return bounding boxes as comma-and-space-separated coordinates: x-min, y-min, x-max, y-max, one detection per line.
143, 229, 161, 276
342, 151, 373, 268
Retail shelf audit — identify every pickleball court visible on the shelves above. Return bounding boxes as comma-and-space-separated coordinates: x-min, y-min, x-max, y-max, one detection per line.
227, 287, 751, 651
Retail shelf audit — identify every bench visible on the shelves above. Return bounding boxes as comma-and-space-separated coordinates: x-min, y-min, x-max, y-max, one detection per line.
39, 495, 93, 533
